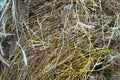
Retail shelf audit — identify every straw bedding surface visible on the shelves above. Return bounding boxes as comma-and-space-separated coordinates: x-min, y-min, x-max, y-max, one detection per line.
0, 0, 120, 80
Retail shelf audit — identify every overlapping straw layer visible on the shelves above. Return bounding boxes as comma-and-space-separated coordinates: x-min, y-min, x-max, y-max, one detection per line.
0, 0, 120, 80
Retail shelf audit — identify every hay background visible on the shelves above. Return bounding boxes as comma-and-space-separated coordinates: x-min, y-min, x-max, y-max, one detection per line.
0, 0, 120, 80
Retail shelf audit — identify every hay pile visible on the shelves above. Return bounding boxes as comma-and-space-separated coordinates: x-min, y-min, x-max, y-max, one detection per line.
0, 0, 120, 79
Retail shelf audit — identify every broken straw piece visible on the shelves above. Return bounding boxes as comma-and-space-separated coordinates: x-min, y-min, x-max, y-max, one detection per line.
77, 21, 95, 29
0, 32, 13, 37
0, 54, 10, 66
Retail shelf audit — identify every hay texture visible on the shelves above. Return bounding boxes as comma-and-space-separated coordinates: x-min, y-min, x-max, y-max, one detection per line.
0, 0, 120, 80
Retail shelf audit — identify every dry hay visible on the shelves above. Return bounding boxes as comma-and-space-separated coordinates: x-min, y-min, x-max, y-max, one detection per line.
0, 0, 120, 80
